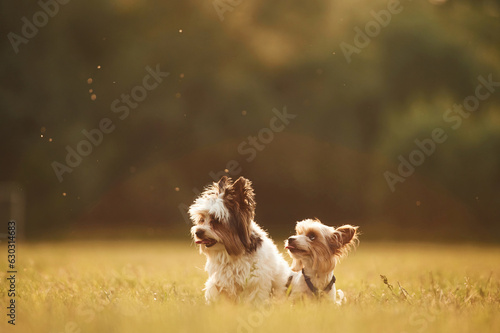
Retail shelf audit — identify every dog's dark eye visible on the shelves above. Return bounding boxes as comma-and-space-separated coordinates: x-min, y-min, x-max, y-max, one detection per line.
307, 233, 316, 241
199, 218, 205, 224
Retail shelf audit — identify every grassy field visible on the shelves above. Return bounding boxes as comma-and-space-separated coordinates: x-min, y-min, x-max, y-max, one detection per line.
0, 240, 499, 333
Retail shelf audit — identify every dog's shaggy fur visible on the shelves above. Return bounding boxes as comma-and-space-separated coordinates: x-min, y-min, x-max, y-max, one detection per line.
190, 176, 290, 304
285, 219, 358, 303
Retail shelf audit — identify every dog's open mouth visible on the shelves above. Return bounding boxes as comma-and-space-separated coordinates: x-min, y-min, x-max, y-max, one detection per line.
285, 245, 306, 253
196, 238, 217, 248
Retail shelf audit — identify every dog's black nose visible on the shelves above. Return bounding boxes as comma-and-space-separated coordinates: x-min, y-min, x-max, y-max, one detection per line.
195, 229, 205, 238
287, 237, 296, 243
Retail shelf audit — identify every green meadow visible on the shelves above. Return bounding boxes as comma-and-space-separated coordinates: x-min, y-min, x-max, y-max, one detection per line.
1, 241, 499, 333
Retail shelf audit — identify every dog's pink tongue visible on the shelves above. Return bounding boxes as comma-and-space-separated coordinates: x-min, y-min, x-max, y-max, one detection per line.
285, 245, 294, 249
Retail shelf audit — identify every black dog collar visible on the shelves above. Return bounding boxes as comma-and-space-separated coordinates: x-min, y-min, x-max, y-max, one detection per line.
302, 268, 336, 296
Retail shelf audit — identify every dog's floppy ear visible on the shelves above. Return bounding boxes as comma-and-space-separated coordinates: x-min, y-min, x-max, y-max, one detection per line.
215, 176, 231, 194
231, 177, 256, 209
219, 176, 259, 255
336, 225, 358, 245
330, 225, 358, 257
215, 228, 247, 256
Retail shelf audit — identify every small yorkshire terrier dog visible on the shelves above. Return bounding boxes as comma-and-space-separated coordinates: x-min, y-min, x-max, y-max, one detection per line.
189, 176, 290, 304
285, 219, 358, 303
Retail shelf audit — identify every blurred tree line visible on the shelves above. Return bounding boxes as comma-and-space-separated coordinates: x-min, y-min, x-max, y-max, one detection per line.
1, 0, 499, 241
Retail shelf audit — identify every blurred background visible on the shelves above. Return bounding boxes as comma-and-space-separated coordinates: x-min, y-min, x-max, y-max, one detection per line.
1, 0, 499, 242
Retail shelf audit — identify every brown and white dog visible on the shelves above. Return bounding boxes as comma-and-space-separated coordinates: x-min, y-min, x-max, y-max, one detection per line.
190, 176, 291, 304
285, 219, 358, 303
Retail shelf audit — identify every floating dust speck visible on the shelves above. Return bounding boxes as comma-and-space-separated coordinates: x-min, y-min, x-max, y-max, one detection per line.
224, 169, 229, 173
41, 126, 46, 133
179, 29, 183, 33
175, 92, 181, 98
179, 73, 184, 79
40, 134, 44, 138
89, 89, 93, 93
62, 192, 67, 197
416, 201, 421, 206
91, 94, 97, 101
87, 78, 93, 84
49, 138, 53, 142
97, 65, 101, 69
175, 187, 180, 192
242, 110, 247, 116
332, 52, 336, 55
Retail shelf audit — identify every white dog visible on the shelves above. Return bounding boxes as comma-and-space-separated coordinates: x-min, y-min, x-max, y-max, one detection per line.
190, 176, 291, 304
285, 219, 358, 303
